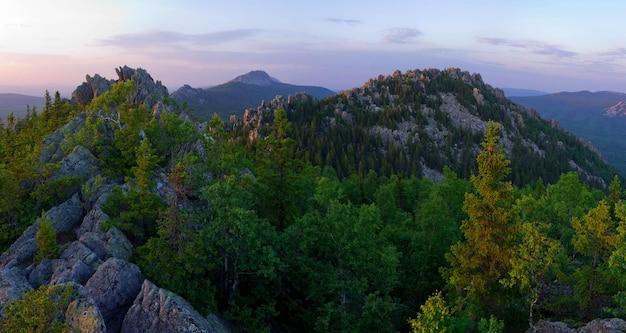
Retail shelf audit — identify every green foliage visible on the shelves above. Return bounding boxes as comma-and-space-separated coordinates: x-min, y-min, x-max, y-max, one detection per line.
30, 176, 82, 209
80, 175, 106, 212
199, 175, 283, 328
283, 178, 400, 332
409, 291, 451, 333
0, 90, 78, 252
34, 213, 58, 264
477, 315, 504, 333
570, 199, 621, 318
501, 218, 562, 330
102, 186, 164, 244
0, 284, 73, 333
136, 167, 216, 314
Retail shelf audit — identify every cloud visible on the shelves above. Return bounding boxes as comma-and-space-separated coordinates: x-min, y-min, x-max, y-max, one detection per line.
97, 29, 263, 49
478, 37, 577, 58
596, 48, 626, 59
383, 28, 422, 44
324, 17, 362, 25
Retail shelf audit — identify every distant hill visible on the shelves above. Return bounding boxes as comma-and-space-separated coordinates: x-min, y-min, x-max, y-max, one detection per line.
0, 93, 45, 120
511, 91, 626, 176
170, 70, 335, 120
501, 88, 549, 97
232, 68, 619, 188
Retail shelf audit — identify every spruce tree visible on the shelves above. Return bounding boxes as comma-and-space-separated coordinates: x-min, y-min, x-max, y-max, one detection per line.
444, 121, 517, 318
35, 213, 58, 263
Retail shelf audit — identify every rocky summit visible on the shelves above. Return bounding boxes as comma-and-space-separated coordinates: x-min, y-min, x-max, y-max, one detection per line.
0, 66, 230, 333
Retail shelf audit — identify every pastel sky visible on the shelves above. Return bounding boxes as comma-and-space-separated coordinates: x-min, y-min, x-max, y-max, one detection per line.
2, 0, 626, 96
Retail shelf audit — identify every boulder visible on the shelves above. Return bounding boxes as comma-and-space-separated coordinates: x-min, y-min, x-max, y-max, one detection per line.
60, 241, 102, 269
28, 258, 53, 288
577, 318, 626, 332
106, 227, 132, 262
49, 259, 93, 286
121, 280, 228, 333
50, 145, 100, 182
0, 222, 39, 270
531, 320, 574, 333
0, 268, 32, 312
46, 193, 84, 233
78, 206, 111, 236
85, 258, 144, 332
65, 297, 107, 333
79, 232, 111, 260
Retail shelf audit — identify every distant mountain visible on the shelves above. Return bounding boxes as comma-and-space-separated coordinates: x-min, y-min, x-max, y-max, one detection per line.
511, 91, 626, 176
502, 88, 549, 97
170, 71, 335, 120
0, 93, 45, 119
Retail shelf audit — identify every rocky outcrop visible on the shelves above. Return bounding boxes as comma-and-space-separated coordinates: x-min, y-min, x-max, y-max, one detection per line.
72, 65, 168, 111
122, 280, 231, 333
115, 65, 169, 110
72, 74, 115, 109
230, 93, 310, 133
531, 318, 626, 333
604, 100, 626, 117
0, 64, 249, 332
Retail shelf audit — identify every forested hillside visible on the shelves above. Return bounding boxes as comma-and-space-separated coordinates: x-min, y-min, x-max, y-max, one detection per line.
0, 67, 624, 332
231, 68, 618, 189
511, 91, 626, 176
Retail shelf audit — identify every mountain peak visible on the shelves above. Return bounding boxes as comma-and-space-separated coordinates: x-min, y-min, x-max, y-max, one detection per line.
228, 70, 281, 86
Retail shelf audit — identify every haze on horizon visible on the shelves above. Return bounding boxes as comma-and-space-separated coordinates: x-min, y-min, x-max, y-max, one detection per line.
2, 0, 626, 97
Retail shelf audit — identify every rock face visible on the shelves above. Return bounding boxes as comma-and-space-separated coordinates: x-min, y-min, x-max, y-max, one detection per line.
122, 280, 231, 333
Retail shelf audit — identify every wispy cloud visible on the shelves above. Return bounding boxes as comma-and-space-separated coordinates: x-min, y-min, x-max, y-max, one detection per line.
97, 29, 263, 49
478, 37, 577, 58
383, 28, 422, 44
324, 17, 362, 25
596, 48, 626, 59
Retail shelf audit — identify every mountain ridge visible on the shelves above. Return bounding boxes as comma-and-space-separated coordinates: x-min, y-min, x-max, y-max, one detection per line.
511, 90, 626, 175
170, 70, 335, 120
0, 93, 45, 119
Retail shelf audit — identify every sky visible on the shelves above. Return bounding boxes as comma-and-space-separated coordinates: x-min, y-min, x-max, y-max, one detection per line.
2, 0, 626, 96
